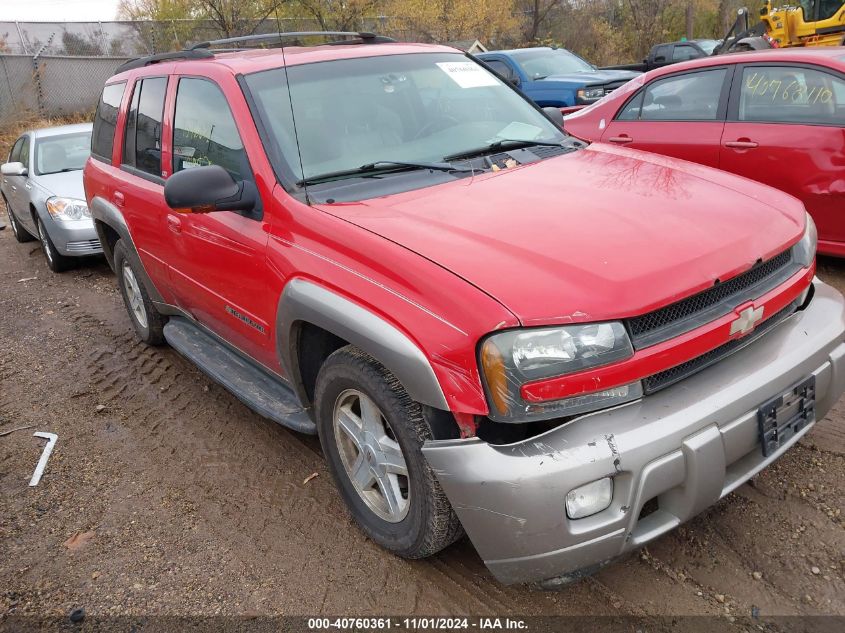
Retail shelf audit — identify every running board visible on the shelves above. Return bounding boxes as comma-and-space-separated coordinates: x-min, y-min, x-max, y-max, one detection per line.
163, 317, 315, 434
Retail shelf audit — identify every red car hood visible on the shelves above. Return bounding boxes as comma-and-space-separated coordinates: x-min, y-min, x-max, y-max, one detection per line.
315, 143, 805, 327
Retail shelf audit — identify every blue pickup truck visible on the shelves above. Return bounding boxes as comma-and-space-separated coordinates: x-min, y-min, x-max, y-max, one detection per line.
476, 47, 641, 110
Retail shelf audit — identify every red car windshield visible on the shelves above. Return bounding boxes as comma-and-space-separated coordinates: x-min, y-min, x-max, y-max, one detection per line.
243, 52, 567, 191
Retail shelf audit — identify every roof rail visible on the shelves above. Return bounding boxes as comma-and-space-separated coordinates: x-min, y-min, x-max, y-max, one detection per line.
189, 31, 395, 51
114, 49, 214, 74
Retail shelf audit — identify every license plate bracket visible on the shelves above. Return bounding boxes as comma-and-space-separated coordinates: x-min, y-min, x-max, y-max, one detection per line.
757, 375, 815, 457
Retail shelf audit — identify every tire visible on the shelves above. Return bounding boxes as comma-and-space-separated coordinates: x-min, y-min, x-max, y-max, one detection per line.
113, 239, 166, 345
3, 197, 35, 243
315, 345, 463, 558
36, 216, 73, 272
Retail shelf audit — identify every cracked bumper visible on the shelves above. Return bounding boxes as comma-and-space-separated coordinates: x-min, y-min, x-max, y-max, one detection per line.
423, 280, 845, 585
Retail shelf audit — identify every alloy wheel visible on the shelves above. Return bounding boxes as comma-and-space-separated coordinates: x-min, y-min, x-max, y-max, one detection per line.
333, 388, 410, 523
121, 261, 148, 329
37, 220, 54, 266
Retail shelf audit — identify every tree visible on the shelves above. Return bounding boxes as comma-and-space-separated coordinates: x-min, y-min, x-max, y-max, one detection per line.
393, 0, 520, 46
520, 0, 565, 43
294, 0, 384, 31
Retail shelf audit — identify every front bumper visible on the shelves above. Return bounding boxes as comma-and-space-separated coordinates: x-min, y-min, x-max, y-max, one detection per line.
423, 279, 845, 585
47, 217, 102, 257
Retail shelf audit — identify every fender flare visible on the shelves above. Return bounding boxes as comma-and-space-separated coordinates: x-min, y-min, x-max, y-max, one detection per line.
89, 195, 164, 303
277, 278, 449, 411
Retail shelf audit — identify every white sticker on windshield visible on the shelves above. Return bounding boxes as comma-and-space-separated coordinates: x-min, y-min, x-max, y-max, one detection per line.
436, 62, 499, 88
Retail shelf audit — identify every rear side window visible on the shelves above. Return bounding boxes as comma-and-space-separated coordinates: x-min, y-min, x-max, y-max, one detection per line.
172, 78, 248, 182
91, 82, 126, 163
738, 66, 845, 126
635, 68, 726, 121
485, 60, 516, 82
122, 76, 167, 177
672, 45, 700, 62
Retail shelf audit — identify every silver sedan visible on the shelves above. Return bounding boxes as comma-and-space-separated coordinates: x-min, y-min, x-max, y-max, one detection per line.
1, 123, 101, 272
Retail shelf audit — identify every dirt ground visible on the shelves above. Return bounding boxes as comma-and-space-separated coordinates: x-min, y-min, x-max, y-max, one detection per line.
0, 215, 843, 623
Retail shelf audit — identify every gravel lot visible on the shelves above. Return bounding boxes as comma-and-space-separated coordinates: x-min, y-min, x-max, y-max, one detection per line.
0, 215, 843, 624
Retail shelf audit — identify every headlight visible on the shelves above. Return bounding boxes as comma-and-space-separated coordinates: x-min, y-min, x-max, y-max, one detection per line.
577, 87, 605, 102
793, 212, 817, 268
46, 197, 91, 222
480, 322, 641, 422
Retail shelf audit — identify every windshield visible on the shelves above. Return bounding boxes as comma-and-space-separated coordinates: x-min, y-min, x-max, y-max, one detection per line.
244, 52, 566, 189
509, 49, 595, 79
693, 39, 719, 55
35, 131, 90, 175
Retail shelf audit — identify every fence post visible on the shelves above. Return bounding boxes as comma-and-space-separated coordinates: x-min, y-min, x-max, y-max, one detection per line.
32, 33, 55, 117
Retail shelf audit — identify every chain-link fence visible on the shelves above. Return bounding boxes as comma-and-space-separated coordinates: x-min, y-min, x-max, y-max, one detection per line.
0, 17, 424, 125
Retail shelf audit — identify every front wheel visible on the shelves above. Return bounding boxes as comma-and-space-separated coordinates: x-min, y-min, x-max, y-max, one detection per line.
315, 345, 463, 558
37, 217, 73, 272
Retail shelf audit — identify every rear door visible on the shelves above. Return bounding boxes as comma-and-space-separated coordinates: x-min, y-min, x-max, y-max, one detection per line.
117, 75, 173, 291
3, 136, 26, 224
720, 63, 845, 250
165, 75, 274, 367
601, 66, 732, 168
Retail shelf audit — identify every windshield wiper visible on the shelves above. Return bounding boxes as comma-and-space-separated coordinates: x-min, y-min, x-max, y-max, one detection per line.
297, 160, 471, 186
40, 167, 81, 175
443, 139, 565, 162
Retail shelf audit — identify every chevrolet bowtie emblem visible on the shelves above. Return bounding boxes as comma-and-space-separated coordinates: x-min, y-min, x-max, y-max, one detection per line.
730, 305, 764, 336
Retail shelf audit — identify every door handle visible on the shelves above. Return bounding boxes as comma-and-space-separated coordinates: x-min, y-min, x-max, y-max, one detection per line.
114, 191, 125, 207
608, 135, 633, 144
24, 183, 32, 190
166, 214, 182, 234
725, 139, 758, 149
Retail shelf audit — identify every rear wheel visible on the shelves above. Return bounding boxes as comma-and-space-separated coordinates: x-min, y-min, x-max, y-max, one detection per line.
113, 239, 166, 345
315, 345, 463, 558
36, 217, 73, 272
3, 197, 34, 243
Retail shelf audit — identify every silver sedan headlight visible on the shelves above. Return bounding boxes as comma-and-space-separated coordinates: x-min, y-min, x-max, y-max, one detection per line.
480, 322, 641, 423
793, 212, 817, 268
46, 197, 91, 222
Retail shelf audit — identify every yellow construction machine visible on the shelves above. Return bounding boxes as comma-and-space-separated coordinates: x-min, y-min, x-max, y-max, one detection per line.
717, 1, 845, 53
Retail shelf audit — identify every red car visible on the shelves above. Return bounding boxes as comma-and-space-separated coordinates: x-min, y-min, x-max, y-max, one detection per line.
83, 34, 844, 586
565, 48, 845, 256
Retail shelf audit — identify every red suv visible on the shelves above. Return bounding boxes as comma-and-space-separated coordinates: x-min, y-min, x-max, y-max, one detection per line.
83, 32, 845, 587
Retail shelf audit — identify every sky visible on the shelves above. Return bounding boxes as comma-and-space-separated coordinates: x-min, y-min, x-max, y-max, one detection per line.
0, 0, 121, 21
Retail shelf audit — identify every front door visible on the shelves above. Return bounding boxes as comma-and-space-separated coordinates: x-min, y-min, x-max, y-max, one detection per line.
720, 63, 845, 251
601, 66, 731, 168
165, 76, 275, 367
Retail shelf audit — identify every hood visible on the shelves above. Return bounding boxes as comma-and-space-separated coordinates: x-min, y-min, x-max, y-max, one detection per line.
315, 144, 805, 327
33, 170, 85, 200
540, 69, 641, 86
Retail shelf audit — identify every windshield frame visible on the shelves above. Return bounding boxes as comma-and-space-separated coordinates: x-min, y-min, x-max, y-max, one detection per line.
239, 50, 572, 202
33, 130, 91, 176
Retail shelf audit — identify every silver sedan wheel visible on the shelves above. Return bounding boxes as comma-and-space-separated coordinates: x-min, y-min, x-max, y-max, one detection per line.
121, 261, 148, 329
37, 220, 53, 266
333, 388, 410, 523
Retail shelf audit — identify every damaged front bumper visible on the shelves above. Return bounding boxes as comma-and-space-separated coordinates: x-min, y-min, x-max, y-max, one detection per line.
423, 280, 845, 586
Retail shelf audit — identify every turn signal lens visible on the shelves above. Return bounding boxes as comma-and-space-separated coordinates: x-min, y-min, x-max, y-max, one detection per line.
481, 340, 510, 416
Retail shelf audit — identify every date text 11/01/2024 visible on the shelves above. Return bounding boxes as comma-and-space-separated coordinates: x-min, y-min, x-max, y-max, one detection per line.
307, 618, 528, 630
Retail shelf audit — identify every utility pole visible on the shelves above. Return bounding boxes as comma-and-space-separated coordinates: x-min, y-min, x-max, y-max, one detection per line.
685, 1, 695, 40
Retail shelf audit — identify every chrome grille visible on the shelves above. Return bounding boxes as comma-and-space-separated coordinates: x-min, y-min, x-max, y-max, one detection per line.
627, 249, 797, 349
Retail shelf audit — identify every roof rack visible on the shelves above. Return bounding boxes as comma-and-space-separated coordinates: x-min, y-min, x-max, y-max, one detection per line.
189, 31, 395, 51
114, 49, 214, 74
112, 31, 394, 76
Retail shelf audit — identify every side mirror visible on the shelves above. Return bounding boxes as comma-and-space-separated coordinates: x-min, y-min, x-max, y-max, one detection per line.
164, 165, 255, 214
1, 161, 27, 176
543, 106, 565, 129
